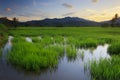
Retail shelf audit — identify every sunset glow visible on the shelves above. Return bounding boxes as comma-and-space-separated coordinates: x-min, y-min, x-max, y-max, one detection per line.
0, 0, 120, 22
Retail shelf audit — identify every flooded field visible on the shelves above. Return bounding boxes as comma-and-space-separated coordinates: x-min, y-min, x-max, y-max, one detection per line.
0, 36, 110, 80
0, 27, 120, 80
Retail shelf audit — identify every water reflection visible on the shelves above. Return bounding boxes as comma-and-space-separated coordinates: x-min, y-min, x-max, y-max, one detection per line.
26, 37, 32, 42
2, 36, 13, 64
77, 44, 110, 64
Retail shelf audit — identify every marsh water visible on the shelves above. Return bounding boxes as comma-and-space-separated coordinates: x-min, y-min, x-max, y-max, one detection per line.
0, 36, 110, 80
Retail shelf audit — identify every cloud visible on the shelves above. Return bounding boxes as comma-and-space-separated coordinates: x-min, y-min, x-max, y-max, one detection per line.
62, 12, 75, 16
5, 8, 11, 12
86, 6, 120, 21
40, 2, 51, 6
16, 10, 52, 21
92, 0, 99, 3
84, 9, 97, 13
33, 0, 37, 6
62, 3, 73, 9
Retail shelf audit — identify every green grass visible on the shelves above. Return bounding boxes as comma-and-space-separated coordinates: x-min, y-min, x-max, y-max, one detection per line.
108, 42, 120, 55
0, 24, 8, 47
46, 45, 64, 58
7, 39, 64, 71
6, 26, 120, 78
54, 36, 64, 44
12, 37, 26, 42
32, 37, 42, 43
66, 46, 77, 61
90, 55, 120, 80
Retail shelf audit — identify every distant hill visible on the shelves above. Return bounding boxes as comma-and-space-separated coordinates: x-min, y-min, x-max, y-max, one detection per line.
1, 16, 120, 27
24, 17, 99, 27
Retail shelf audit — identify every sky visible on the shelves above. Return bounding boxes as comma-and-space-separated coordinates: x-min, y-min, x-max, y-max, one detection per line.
0, 0, 120, 22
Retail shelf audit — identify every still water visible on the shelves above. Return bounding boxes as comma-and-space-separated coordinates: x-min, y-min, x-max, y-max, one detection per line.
0, 36, 110, 80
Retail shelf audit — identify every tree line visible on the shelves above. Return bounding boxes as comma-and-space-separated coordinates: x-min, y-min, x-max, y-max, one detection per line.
0, 17, 18, 28
101, 13, 120, 27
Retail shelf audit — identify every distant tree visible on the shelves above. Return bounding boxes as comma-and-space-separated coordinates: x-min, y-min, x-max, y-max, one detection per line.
12, 17, 18, 28
115, 14, 118, 19
111, 13, 118, 27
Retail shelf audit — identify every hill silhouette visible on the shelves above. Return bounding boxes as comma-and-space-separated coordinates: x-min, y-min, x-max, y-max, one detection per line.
0, 16, 120, 27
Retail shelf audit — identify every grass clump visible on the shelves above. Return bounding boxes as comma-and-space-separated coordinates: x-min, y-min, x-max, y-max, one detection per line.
78, 38, 98, 48
108, 42, 120, 55
66, 46, 77, 61
47, 45, 64, 57
54, 36, 64, 44
32, 37, 41, 43
90, 56, 120, 80
12, 37, 26, 43
7, 40, 64, 71
41, 36, 54, 45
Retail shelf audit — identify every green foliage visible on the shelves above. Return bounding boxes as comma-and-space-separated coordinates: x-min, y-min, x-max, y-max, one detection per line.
79, 38, 98, 48
54, 36, 64, 44
12, 37, 26, 43
47, 45, 64, 57
0, 24, 8, 31
66, 46, 77, 61
90, 56, 120, 80
7, 40, 64, 71
108, 42, 120, 55
0, 24, 8, 47
6, 26, 120, 78
32, 37, 41, 43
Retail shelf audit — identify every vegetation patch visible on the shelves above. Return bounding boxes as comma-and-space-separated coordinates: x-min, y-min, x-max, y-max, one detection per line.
108, 42, 120, 55
6, 27, 120, 78
7, 40, 64, 71
66, 46, 77, 61
0, 24, 8, 47
90, 56, 120, 80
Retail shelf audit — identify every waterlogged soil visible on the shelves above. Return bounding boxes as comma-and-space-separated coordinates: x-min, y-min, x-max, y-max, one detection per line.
0, 37, 110, 80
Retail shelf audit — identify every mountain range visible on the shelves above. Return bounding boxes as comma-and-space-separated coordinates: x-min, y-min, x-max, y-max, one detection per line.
24, 17, 99, 27
0, 17, 120, 27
